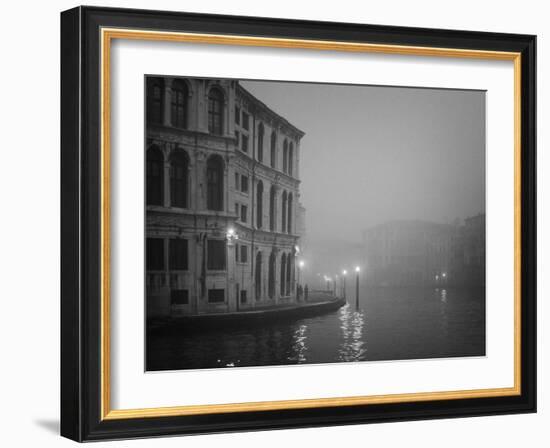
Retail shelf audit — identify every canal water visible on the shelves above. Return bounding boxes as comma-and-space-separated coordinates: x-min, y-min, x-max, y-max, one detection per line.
146, 286, 485, 371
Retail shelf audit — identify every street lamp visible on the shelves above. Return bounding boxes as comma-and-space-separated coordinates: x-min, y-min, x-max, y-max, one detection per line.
226, 227, 239, 245
342, 269, 347, 300
297, 260, 305, 301
355, 266, 360, 308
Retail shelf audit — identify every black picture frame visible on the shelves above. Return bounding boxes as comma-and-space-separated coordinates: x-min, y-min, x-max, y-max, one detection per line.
61, 5, 536, 442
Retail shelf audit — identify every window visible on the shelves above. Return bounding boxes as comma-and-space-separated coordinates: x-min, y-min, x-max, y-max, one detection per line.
270, 131, 277, 168
289, 142, 294, 176
208, 289, 225, 303
256, 180, 263, 229
241, 134, 249, 153
269, 186, 276, 231
242, 111, 249, 130
287, 193, 293, 234
283, 139, 288, 173
234, 172, 240, 190
208, 88, 224, 135
169, 238, 188, 270
146, 77, 163, 125
207, 239, 226, 270
206, 155, 224, 211
235, 130, 240, 146
146, 146, 164, 206
286, 254, 292, 295
268, 251, 276, 299
240, 204, 248, 223
255, 251, 262, 300
236, 244, 248, 263
240, 175, 249, 193
146, 238, 164, 270
280, 253, 287, 296
171, 289, 189, 305
235, 106, 240, 125
281, 191, 287, 233
170, 150, 188, 208
257, 123, 264, 163
170, 80, 188, 128
240, 290, 247, 304
235, 203, 239, 217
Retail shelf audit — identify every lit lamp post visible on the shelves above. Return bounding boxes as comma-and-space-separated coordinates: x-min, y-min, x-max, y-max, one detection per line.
355, 266, 360, 309
226, 227, 239, 244
297, 260, 305, 301
342, 270, 347, 300
324, 275, 331, 292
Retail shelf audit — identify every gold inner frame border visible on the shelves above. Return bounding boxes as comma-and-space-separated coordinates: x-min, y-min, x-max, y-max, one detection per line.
99, 27, 522, 421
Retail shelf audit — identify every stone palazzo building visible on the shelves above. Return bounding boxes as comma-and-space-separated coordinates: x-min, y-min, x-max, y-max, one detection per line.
145, 77, 305, 318
362, 215, 485, 288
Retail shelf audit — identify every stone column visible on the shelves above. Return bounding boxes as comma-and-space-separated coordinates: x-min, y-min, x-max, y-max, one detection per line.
295, 141, 301, 181
274, 250, 280, 304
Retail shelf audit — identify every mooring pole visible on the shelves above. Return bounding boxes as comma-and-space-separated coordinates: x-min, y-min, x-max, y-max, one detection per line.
355, 267, 360, 309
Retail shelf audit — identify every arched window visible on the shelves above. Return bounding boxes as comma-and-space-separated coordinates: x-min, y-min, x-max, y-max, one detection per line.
280, 253, 287, 297
287, 193, 293, 234
255, 251, 262, 300
288, 142, 294, 176
171, 80, 188, 128
146, 146, 163, 206
257, 123, 264, 163
170, 149, 189, 208
206, 155, 224, 211
208, 88, 224, 135
269, 186, 276, 232
256, 180, 263, 229
268, 251, 276, 299
281, 191, 287, 233
270, 131, 277, 168
286, 254, 292, 296
283, 140, 288, 173
146, 77, 164, 125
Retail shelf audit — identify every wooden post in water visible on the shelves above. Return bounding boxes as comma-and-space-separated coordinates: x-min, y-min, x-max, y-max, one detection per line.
342, 270, 347, 301
355, 266, 360, 309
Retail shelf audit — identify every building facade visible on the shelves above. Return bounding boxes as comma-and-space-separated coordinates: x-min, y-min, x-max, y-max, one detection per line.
362, 221, 454, 287
449, 214, 486, 287
362, 215, 485, 288
145, 77, 305, 318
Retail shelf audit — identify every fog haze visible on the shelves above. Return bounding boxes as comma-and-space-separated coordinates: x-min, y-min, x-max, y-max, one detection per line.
242, 80, 486, 247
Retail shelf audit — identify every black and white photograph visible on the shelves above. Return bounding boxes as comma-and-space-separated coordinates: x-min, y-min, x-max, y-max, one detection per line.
145, 76, 486, 371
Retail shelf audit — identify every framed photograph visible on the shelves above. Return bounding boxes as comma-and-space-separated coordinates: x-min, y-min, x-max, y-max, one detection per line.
60, 6, 536, 441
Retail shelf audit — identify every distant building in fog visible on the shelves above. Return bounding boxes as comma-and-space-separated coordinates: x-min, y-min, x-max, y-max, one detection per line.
449, 214, 486, 287
362, 220, 453, 287
362, 215, 485, 287
146, 77, 305, 318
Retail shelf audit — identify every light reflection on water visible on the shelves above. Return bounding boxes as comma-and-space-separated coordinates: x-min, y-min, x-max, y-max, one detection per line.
288, 324, 308, 363
147, 287, 485, 371
338, 304, 367, 362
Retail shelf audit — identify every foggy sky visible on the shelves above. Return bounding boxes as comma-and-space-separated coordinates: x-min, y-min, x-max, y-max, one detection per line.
242, 80, 486, 247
